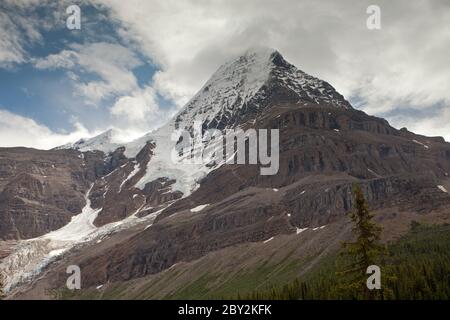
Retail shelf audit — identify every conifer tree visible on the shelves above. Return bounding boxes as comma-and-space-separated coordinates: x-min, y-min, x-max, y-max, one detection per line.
336, 183, 384, 299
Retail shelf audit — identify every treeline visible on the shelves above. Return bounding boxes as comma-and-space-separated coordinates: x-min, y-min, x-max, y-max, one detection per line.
236, 222, 450, 300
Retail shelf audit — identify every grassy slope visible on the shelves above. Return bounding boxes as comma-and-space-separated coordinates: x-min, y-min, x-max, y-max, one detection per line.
238, 223, 450, 299
57, 222, 450, 300
57, 252, 315, 300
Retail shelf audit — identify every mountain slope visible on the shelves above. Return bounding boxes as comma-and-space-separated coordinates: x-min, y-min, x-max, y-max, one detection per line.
2, 48, 450, 298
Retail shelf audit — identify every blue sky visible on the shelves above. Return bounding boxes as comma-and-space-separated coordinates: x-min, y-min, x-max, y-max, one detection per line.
0, 0, 449, 148
0, 1, 177, 147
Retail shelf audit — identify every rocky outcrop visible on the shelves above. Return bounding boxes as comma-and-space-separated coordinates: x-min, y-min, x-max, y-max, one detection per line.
0, 148, 116, 239
89, 141, 182, 226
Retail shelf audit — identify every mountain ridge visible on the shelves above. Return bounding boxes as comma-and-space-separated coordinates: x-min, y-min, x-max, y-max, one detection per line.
57, 47, 353, 158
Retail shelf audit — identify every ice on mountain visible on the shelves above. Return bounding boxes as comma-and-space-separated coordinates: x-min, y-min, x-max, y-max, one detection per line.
0, 185, 161, 292
44, 185, 101, 242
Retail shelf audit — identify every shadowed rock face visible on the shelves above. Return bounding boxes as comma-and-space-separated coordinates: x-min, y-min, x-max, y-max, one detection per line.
160, 105, 450, 220
0, 148, 113, 240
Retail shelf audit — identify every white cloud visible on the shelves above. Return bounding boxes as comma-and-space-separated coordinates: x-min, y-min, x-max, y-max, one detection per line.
33, 50, 78, 69
0, 0, 55, 68
389, 106, 450, 142
95, 0, 450, 135
33, 42, 143, 104
0, 12, 27, 68
111, 87, 158, 122
109, 86, 176, 139
0, 107, 171, 149
0, 109, 94, 149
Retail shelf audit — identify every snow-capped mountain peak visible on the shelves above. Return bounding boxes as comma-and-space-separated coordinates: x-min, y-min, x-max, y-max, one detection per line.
56, 48, 352, 199
56, 129, 121, 154
173, 47, 277, 131
126, 48, 353, 197
173, 47, 351, 131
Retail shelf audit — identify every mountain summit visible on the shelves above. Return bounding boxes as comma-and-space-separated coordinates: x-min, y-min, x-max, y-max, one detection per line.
174, 47, 351, 131
55, 129, 121, 154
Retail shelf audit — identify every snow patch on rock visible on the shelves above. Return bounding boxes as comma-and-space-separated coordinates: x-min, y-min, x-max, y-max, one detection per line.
190, 204, 210, 213
412, 139, 429, 149
296, 227, 308, 234
263, 236, 274, 243
119, 163, 141, 193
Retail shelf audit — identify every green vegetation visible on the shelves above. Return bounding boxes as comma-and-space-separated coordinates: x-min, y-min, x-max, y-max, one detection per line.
335, 184, 385, 299
237, 185, 450, 300
165, 257, 303, 300
237, 222, 450, 300
57, 253, 313, 300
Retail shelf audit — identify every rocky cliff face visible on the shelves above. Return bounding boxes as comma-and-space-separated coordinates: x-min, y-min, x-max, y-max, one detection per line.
0, 148, 113, 240
62, 103, 450, 286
